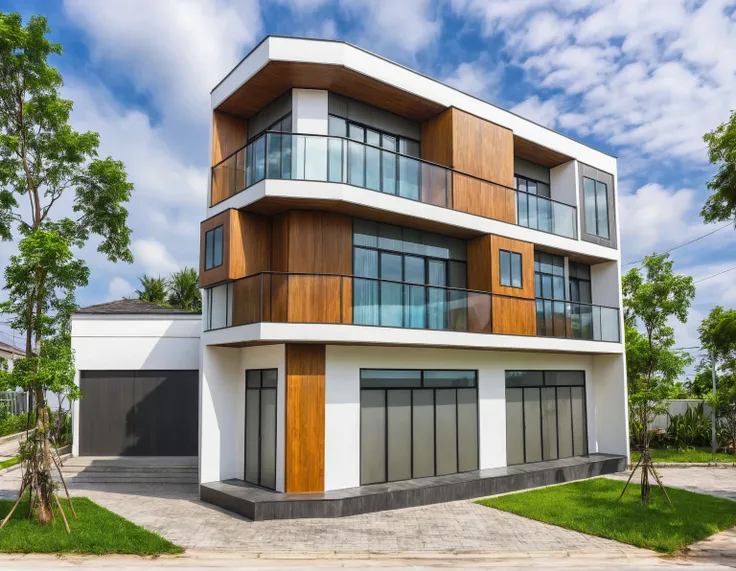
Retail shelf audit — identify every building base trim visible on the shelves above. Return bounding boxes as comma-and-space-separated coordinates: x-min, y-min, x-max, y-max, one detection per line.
200, 453, 626, 521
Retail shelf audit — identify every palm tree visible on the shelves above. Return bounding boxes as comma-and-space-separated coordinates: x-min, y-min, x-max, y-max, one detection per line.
167, 267, 201, 311
135, 275, 168, 305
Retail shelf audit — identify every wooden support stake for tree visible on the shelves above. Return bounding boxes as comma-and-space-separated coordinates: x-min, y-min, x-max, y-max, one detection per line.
51, 452, 75, 518
53, 494, 70, 534
0, 485, 27, 529
616, 455, 643, 502
648, 464, 673, 507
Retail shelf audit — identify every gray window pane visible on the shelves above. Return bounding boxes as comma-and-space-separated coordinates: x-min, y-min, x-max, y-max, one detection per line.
246, 370, 261, 389
557, 387, 573, 458
596, 181, 609, 239
542, 275, 553, 299
360, 369, 421, 388
583, 177, 597, 235
424, 370, 476, 388
360, 390, 386, 484
245, 389, 260, 484
528, 180, 537, 195
537, 182, 550, 197
387, 390, 412, 481
457, 388, 478, 471
435, 389, 458, 476
579, 281, 592, 304
511, 253, 522, 288
572, 387, 587, 455
404, 256, 425, 284
500, 250, 511, 286
378, 223, 403, 252
381, 253, 402, 280
348, 141, 364, 187
505, 371, 544, 388
260, 388, 277, 489
348, 123, 364, 142
366, 145, 380, 191
380, 282, 403, 327
523, 388, 542, 463
354, 247, 378, 278
354, 278, 379, 325
542, 387, 557, 461
382, 151, 397, 194
544, 371, 585, 386
205, 229, 214, 269
262, 369, 277, 388
213, 227, 223, 267
399, 156, 420, 200
382, 134, 396, 151
506, 388, 524, 465
404, 284, 426, 328
553, 276, 565, 300
328, 115, 346, 137
328, 138, 343, 182
353, 219, 378, 248
412, 389, 435, 478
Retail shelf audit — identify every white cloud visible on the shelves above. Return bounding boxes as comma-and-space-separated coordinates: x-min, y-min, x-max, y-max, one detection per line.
132, 239, 180, 276
63, 0, 262, 127
107, 277, 134, 300
442, 60, 500, 99
511, 96, 561, 128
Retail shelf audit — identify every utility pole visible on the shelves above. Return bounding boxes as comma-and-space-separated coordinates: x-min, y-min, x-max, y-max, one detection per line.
711, 349, 717, 454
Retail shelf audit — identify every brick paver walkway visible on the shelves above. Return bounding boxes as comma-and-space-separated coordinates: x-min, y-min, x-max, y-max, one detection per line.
606, 466, 736, 501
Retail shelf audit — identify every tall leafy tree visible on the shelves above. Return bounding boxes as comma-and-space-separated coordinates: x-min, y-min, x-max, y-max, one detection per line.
699, 306, 736, 453
167, 267, 201, 311
0, 13, 133, 527
620, 253, 695, 505
702, 111, 736, 225
135, 275, 168, 305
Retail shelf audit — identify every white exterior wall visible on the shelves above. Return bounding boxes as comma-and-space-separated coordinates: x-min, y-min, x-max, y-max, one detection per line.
199, 344, 287, 490
292, 89, 329, 135
550, 160, 580, 238
70, 315, 201, 457
324, 345, 626, 492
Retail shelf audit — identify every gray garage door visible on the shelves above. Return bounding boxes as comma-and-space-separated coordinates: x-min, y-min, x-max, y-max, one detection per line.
79, 370, 198, 456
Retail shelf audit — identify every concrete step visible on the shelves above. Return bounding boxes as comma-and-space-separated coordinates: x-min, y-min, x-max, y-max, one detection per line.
59, 456, 199, 484
65, 475, 197, 484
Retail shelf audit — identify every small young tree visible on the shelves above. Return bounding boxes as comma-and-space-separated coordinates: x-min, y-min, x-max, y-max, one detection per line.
619, 253, 695, 505
0, 13, 133, 527
135, 275, 168, 305
167, 267, 201, 311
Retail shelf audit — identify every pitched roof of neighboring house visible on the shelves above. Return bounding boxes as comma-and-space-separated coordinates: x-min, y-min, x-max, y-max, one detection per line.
0, 340, 25, 357
75, 299, 201, 316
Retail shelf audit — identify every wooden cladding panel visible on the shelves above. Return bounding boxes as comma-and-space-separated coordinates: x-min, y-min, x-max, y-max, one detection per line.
514, 135, 572, 168
199, 211, 231, 288
285, 344, 325, 493
451, 109, 514, 187
492, 297, 536, 336
420, 108, 454, 167
452, 174, 516, 223
490, 235, 535, 299
212, 111, 247, 166
231, 276, 260, 327
287, 211, 352, 275
287, 275, 342, 323
466, 235, 492, 292
218, 61, 444, 122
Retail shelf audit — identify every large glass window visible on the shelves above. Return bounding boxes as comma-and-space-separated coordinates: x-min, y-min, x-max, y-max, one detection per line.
360, 369, 478, 485
534, 252, 565, 337
499, 250, 523, 288
515, 174, 552, 233
583, 177, 609, 239
505, 370, 587, 466
329, 115, 421, 200
204, 225, 223, 271
568, 262, 593, 340
353, 219, 467, 330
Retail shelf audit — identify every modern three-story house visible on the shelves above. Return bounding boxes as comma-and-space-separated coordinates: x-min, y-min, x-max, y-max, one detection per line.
198, 36, 628, 519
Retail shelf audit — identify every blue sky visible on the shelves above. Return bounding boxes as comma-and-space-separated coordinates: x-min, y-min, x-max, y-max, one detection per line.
1, 0, 735, 376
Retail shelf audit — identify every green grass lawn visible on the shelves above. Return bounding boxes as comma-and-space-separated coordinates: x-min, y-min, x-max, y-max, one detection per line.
631, 447, 735, 463
0, 496, 183, 555
0, 457, 19, 471
477, 477, 736, 553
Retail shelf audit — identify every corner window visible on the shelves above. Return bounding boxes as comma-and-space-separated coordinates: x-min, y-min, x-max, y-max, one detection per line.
204, 225, 223, 270
583, 177, 609, 239
499, 250, 523, 288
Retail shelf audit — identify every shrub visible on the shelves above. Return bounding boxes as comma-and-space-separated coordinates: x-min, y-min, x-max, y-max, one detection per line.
0, 411, 32, 438
667, 403, 712, 449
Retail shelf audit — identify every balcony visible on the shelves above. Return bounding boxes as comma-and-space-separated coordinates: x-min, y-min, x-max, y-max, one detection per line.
204, 272, 619, 343
211, 132, 578, 239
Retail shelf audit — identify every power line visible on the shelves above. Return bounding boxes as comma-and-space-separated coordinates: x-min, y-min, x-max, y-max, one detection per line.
624, 221, 733, 266
694, 264, 736, 284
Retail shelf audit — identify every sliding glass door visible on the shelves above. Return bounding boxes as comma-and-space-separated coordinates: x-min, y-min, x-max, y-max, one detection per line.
360, 369, 478, 485
505, 371, 587, 466
244, 369, 277, 489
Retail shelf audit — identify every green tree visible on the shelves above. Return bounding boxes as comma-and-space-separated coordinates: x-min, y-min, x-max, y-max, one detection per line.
167, 267, 201, 311
135, 275, 168, 305
620, 253, 695, 505
702, 111, 736, 225
0, 13, 133, 528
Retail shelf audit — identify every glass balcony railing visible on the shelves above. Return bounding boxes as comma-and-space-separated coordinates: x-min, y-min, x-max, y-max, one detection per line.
203, 272, 619, 343
211, 132, 578, 239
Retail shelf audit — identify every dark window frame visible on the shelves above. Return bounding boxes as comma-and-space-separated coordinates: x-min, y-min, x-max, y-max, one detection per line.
583, 176, 609, 238
204, 225, 224, 271
504, 370, 588, 465
248, 112, 292, 143
359, 368, 479, 485
244, 368, 278, 490
328, 114, 420, 156
499, 249, 523, 289
514, 174, 550, 197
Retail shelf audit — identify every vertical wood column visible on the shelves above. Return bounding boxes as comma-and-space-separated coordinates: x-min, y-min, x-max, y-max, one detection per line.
285, 343, 325, 493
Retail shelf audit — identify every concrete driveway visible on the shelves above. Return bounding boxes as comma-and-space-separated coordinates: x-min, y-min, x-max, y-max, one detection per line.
0, 465, 733, 561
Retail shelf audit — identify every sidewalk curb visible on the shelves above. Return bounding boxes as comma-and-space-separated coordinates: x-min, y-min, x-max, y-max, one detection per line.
629, 462, 736, 468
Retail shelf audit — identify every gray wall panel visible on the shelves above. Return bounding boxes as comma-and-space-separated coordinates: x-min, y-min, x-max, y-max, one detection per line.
329, 93, 421, 140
